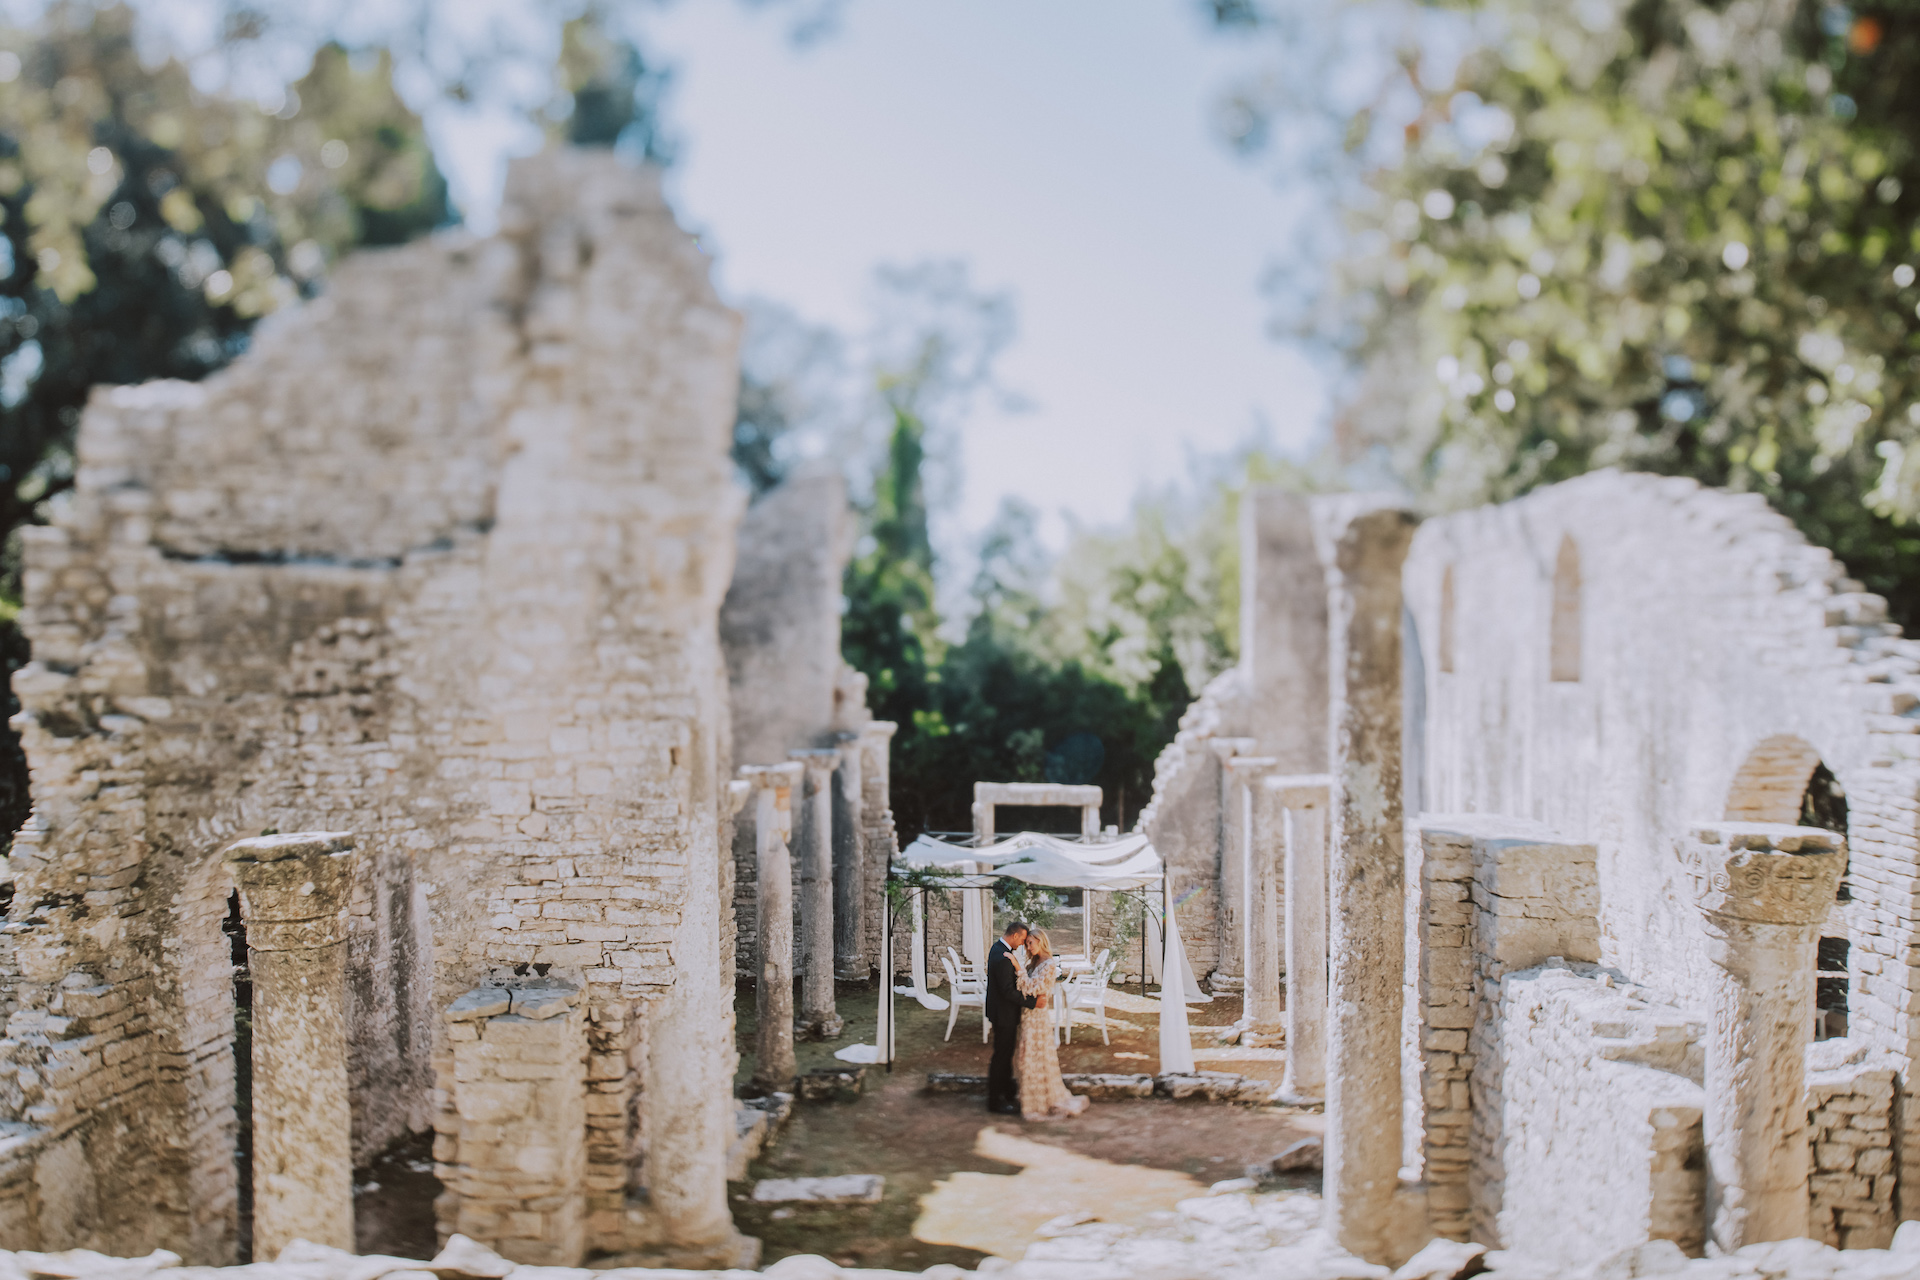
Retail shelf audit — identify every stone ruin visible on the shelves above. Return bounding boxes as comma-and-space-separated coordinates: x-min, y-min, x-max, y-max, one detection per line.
0, 144, 1914, 1280
0, 148, 896, 1270
1141, 473, 1920, 1268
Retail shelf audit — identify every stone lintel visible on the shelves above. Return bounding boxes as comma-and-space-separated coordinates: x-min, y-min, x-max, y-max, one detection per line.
1683, 823, 1846, 927
973, 781, 1102, 808
1223, 755, 1280, 782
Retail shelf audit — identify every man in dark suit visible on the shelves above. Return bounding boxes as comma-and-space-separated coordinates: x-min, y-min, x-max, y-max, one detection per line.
985, 919, 1044, 1114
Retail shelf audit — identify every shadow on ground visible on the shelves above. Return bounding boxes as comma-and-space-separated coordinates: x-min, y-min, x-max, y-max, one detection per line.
733, 980, 1323, 1266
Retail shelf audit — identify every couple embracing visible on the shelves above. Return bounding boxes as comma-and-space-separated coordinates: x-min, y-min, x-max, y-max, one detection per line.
984, 919, 1090, 1121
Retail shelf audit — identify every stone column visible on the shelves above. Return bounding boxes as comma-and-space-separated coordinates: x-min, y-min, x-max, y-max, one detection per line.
858, 722, 899, 966
636, 712, 746, 1265
791, 748, 844, 1038
441, 980, 588, 1264
1683, 822, 1847, 1251
1274, 775, 1331, 1097
1323, 507, 1420, 1265
1244, 767, 1286, 1044
1225, 754, 1279, 1029
223, 831, 356, 1257
745, 762, 802, 1093
1207, 737, 1258, 992
832, 736, 867, 980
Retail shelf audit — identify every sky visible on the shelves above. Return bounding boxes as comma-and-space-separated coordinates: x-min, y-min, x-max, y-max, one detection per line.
433, 0, 1331, 551
83, 0, 1335, 553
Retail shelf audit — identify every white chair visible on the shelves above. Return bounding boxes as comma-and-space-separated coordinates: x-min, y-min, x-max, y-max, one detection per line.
1061, 956, 1115, 1045
948, 946, 984, 986
940, 956, 988, 1043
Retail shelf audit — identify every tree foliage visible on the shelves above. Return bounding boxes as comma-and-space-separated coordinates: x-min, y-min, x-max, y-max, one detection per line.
825, 266, 1193, 838
1222, 0, 1920, 625
0, 2, 450, 842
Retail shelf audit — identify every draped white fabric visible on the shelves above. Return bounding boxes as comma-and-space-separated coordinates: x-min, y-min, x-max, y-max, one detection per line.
1156, 888, 1197, 1073
899, 831, 1162, 889
887, 829, 1206, 1075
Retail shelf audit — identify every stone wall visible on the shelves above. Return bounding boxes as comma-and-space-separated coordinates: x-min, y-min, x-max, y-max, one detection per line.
1805, 1040, 1901, 1249
1404, 470, 1920, 1220
0, 150, 748, 1264
1136, 668, 1251, 981
1484, 963, 1707, 1264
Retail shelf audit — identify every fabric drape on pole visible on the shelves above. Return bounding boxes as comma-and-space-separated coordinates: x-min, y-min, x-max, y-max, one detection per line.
877, 889, 893, 1065
1157, 884, 1196, 1074
961, 860, 987, 968
900, 832, 1161, 890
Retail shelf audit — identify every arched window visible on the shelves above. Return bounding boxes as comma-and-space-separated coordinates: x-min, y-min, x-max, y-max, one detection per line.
1549, 536, 1581, 683
1439, 566, 1456, 674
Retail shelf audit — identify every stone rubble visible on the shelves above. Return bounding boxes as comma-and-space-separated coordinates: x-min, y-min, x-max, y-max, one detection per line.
0, 1181, 1915, 1280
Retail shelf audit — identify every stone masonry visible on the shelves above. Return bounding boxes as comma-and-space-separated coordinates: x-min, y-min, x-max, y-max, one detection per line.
0, 149, 755, 1265
1122, 468, 1920, 1270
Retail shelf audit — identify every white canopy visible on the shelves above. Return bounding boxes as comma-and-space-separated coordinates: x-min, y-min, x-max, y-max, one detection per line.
897, 831, 1163, 890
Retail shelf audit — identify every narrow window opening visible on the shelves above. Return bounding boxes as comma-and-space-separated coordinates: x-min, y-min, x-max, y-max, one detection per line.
1802, 763, 1850, 1041
1816, 936, 1850, 1041
223, 891, 254, 1262
1439, 566, 1456, 674
1800, 761, 1851, 900
1549, 536, 1581, 683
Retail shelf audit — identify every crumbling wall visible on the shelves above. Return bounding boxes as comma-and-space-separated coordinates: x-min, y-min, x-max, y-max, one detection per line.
1486, 964, 1706, 1263
1, 150, 745, 1264
1405, 470, 1920, 1216
1136, 667, 1251, 979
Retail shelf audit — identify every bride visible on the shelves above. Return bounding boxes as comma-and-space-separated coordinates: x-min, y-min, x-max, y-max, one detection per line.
1014, 929, 1089, 1121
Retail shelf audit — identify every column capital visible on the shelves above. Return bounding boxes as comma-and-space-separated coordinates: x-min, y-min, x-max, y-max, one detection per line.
788, 746, 842, 778
726, 779, 751, 816
862, 720, 899, 742
1262, 773, 1332, 808
1682, 823, 1845, 927
1208, 736, 1260, 762
224, 831, 356, 951
741, 760, 804, 791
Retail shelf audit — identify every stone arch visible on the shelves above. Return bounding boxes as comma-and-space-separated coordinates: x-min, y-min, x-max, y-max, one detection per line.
1549, 535, 1581, 683
1724, 733, 1854, 1040
1723, 733, 1827, 824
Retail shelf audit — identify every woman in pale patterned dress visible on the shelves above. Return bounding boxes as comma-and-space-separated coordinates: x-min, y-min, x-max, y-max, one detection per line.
1014, 929, 1089, 1121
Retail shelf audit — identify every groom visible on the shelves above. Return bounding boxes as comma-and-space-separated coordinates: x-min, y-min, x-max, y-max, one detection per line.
985, 918, 1044, 1115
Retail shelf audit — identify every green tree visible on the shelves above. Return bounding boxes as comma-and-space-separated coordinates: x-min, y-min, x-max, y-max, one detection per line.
0, 2, 450, 840
1220, 0, 1920, 624
830, 263, 1190, 837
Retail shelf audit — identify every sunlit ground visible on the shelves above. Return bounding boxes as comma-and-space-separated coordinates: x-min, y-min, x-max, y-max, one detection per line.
732, 982, 1322, 1266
